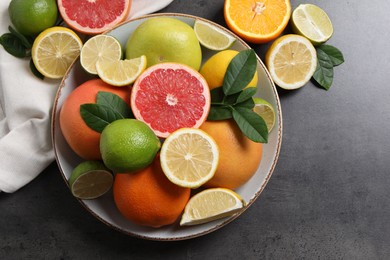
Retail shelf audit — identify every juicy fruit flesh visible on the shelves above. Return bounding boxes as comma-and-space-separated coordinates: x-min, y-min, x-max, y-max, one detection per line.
71, 170, 113, 199
60, 0, 127, 29
132, 64, 210, 138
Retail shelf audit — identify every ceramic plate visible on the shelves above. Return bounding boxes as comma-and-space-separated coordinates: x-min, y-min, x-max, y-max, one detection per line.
52, 13, 282, 241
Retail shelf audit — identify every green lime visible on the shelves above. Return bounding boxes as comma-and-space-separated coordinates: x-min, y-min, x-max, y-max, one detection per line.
253, 97, 276, 133
193, 19, 236, 51
291, 4, 333, 45
69, 161, 113, 199
100, 119, 161, 173
8, 0, 58, 36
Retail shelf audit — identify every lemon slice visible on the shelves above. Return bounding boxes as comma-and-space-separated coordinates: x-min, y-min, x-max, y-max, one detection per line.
180, 188, 245, 226
69, 161, 113, 200
80, 34, 123, 75
265, 34, 317, 90
160, 128, 219, 189
291, 4, 333, 45
194, 19, 236, 51
96, 55, 147, 87
32, 26, 82, 79
253, 97, 275, 133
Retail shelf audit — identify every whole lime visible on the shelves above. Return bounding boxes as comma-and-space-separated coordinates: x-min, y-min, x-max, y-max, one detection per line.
126, 17, 202, 70
8, 0, 58, 36
100, 119, 161, 173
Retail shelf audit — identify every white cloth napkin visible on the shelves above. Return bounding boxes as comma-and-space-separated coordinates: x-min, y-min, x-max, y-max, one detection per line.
0, 0, 174, 193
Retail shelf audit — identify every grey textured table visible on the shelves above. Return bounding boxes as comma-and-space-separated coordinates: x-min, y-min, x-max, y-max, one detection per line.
1, 0, 390, 259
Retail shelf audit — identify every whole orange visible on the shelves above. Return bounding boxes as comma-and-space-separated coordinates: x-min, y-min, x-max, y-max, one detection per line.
59, 79, 130, 160
200, 120, 262, 189
113, 156, 191, 228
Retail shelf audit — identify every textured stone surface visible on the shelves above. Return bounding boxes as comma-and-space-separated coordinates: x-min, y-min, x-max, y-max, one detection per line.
1, 0, 390, 259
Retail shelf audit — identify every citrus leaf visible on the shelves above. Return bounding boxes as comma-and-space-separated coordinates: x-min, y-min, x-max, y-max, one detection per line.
8, 26, 33, 49
0, 33, 28, 58
235, 97, 255, 109
316, 44, 344, 66
312, 48, 334, 90
96, 91, 133, 118
80, 104, 124, 133
210, 87, 225, 103
232, 107, 268, 143
236, 87, 257, 103
223, 49, 257, 95
29, 59, 44, 80
207, 105, 232, 120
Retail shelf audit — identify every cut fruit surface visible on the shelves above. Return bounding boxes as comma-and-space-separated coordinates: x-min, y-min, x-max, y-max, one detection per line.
96, 55, 147, 86
253, 98, 275, 133
31, 26, 82, 79
193, 19, 236, 51
160, 128, 219, 189
224, 0, 291, 43
80, 35, 123, 75
180, 188, 245, 226
57, 0, 131, 35
131, 63, 210, 138
265, 34, 317, 90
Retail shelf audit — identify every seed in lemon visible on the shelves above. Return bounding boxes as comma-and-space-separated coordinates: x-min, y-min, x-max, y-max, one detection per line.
292, 4, 333, 45
68, 160, 113, 199
160, 128, 219, 189
253, 98, 275, 133
80, 35, 123, 75
100, 119, 161, 173
193, 19, 236, 51
32, 27, 83, 79
96, 56, 147, 87
200, 50, 258, 90
265, 34, 317, 90
180, 188, 245, 226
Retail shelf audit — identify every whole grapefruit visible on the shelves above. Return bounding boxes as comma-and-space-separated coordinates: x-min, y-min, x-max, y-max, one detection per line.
59, 79, 131, 160
200, 120, 263, 190
125, 17, 202, 70
113, 156, 191, 228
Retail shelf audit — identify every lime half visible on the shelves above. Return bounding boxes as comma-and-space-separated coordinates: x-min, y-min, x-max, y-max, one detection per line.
69, 161, 113, 199
291, 4, 333, 45
194, 19, 236, 51
253, 97, 276, 133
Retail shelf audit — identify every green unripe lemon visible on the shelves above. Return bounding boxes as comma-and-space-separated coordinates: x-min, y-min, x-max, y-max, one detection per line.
8, 0, 58, 36
100, 119, 161, 173
126, 17, 202, 70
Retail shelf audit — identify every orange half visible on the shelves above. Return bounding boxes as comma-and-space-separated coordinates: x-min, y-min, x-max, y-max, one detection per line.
224, 0, 291, 44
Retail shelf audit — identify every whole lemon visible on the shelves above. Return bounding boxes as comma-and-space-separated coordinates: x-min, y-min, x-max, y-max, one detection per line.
200, 50, 258, 90
100, 119, 161, 173
8, 0, 58, 36
126, 17, 202, 70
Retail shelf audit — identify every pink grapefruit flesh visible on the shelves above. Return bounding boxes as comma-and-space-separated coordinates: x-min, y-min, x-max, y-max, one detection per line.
58, 0, 131, 35
131, 63, 210, 138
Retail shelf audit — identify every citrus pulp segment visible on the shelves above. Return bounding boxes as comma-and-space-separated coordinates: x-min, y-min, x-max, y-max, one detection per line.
224, 0, 291, 43
292, 4, 333, 45
31, 26, 82, 79
69, 161, 113, 199
265, 34, 317, 90
80, 35, 123, 75
193, 19, 236, 51
96, 55, 147, 86
180, 188, 245, 226
253, 98, 275, 133
131, 63, 210, 138
57, 0, 131, 35
160, 128, 219, 189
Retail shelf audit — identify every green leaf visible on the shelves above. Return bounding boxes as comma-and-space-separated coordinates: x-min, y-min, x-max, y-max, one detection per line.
207, 105, 233, 120
317, 44, 344, 66
312, 48, 334, 90
0, 33, 28, 58
96, 91, 133, 118
210, 87, 225, 103
236, 87, 257, 103
235, 97, 255, 109
29, 59, 44, 80
80, 104, 124, 133
232, 107, 268, 143
8, 26, 33, 49
223, 49, 257, 95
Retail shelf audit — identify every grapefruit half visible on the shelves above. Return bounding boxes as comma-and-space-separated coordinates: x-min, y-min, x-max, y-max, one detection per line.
58, 0, 132, 35
131, 63, 210, 138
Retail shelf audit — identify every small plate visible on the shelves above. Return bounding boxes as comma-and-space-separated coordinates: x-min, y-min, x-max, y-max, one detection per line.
52, 13, 282, 241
